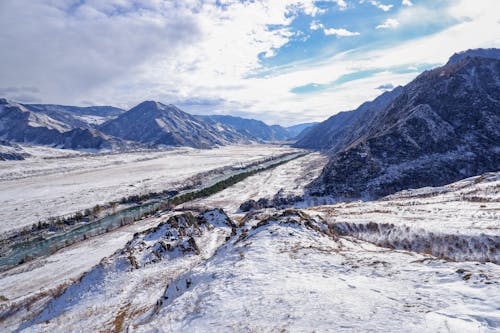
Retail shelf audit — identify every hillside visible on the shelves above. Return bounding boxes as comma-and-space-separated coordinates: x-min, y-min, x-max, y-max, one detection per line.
308, 52, 500, 198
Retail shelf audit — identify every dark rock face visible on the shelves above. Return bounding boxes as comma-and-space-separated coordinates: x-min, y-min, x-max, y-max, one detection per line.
309, 53, 500, 199
100, 101, 247, 148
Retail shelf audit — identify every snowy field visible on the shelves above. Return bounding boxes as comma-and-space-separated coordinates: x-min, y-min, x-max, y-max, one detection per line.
183, 152, 328, 216
0, 144, 297, 232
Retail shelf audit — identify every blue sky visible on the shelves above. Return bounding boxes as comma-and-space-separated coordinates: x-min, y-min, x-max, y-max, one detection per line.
0, 0, 499, 125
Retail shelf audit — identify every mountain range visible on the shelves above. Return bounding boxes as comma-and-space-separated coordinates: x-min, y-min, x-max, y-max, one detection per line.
0, 99, 315, 157
296, 48, 500, 199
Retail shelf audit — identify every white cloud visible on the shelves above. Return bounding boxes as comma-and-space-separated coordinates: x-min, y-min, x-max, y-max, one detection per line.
370, 1, 393, 12
402, 0, 413, 6
376, 18, 400, 29
310, 21, 360, 37
310, 20, 324, 30
324, 28, 361, 36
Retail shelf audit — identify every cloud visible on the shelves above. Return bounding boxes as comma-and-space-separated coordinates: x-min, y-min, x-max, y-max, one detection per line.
324, 28, 361, 37
310, 21, 360, 37
376, 83, 394, 90
376, 18, 400, 29
402, 0, 413, 6
0, 0, 498, 125
369, 1, 393, 12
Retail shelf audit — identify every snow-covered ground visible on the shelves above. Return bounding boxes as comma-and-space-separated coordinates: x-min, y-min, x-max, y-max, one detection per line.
312, 172, 500, 263
5, 208, 498, 332
135, 211, 499, 333
0, 161, 498, 332
0, 144, 297, 232
3, 210, 234, 332
183, 152, 327, 216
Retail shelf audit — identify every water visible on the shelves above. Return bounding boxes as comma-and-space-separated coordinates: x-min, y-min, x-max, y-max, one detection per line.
0, 201, 163, 269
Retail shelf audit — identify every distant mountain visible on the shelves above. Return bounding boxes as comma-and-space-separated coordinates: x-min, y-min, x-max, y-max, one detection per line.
199, 115, 290, 141
286, 122, 319, 140
294, 87, 403, 151
23, 104, 125, 127
100, 101, 247, 148
0, 98, 124, 150
306, 50, 500, 199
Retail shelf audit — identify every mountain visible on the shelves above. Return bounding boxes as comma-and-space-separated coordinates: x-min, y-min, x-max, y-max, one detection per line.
294, 87, 403, 151
199, 115, 290, 141
286, 122, 319, 139
446, 48, 500, 65
23, 104, 125, 127
306, 50, 500, 199
0, 98, 124, 150
100, 101, 247, 148
0, 98, 70, 145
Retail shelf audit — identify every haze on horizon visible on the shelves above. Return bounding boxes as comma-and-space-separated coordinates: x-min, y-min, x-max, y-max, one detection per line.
0, 0, 499, 126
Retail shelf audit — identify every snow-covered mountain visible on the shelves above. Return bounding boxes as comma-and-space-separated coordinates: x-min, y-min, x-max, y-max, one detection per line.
199, 115, 317, 142
23, 104, 125, 127
294, 87, 403, 150
0, 98, 125, 151
302, 49, 500, 198
286, 122, 319, 140
198, 114, 290, 141
100, 101, 248, 148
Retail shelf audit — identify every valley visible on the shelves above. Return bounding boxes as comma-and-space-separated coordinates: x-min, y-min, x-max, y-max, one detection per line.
0, 48, 499, 332
1, 171, 498, 332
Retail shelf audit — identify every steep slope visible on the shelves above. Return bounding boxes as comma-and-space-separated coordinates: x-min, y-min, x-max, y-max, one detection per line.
100, 101, 246, 148
294, 87, 403, 151
199, 114, 290, 141
314, 54, 500, 198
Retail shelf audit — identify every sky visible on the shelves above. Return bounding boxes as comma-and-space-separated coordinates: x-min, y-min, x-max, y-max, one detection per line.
0, 0, 499, 126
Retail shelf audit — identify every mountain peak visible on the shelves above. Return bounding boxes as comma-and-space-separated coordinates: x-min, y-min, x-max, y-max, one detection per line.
131, 100, 182, 114
446, 48, 500, 65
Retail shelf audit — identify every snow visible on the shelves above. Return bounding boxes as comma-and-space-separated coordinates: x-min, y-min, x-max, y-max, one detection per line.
311, 172, 500, 263
7, 210, 233, 332
0, 159, 498, 332
132, 211, 500, 332
0, 144, 298, 233
183, 152, 327, 216
0, 214, 167, 328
